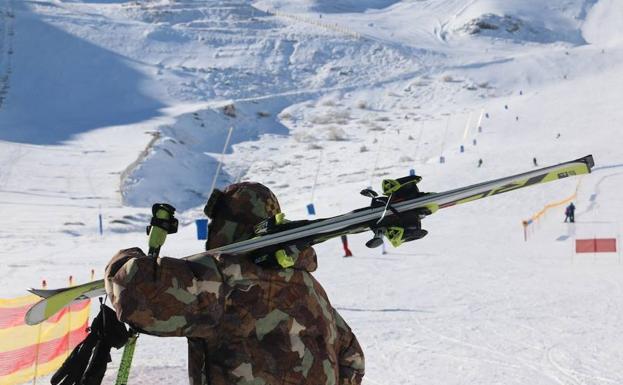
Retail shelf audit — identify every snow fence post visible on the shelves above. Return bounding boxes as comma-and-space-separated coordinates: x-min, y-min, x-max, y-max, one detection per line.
463, 112, 472, 140
66, 276, 73, 358
32, 280, 47, 385
369, 136, 384, 188
476, 109, 484, 133
618, 222, 621, 264
594, 234, 597, 263
308, 151, 323, 217
208, 126, 234, 198
98, 213, 103, 236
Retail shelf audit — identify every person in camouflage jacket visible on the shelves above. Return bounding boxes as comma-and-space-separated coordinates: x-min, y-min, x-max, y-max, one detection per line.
105, 182, 365, 385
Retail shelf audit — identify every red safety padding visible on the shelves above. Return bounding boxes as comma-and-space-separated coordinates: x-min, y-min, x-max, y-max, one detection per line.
576, 239, 595, 253
595, 238, 617, 252
576, 238, 618, 253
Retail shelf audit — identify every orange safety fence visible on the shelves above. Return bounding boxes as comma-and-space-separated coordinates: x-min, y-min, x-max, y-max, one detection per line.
522, 179, 581, 240
0, 295, 90, 385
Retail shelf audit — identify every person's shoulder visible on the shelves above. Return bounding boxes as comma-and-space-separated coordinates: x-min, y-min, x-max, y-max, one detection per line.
184, 252, 223, 280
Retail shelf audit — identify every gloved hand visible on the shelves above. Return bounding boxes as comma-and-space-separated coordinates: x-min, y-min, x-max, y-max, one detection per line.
51, 303, 131, 385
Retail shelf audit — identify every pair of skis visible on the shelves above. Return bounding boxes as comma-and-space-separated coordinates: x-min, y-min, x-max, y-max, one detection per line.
25, 154, 594, 326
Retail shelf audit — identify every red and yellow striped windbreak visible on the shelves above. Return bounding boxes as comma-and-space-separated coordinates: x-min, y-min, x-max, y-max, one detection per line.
0, 295, 90, 385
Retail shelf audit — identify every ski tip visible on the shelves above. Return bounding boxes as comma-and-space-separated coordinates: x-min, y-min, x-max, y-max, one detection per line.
577, 154, 595, 171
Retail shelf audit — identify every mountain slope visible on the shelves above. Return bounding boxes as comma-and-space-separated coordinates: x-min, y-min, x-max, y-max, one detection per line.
0, 1, 622, 384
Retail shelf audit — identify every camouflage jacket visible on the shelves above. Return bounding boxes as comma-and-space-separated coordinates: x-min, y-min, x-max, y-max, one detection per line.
105, 247, 365, 385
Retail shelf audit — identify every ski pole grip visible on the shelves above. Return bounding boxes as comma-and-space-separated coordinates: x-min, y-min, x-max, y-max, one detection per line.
147, 203, 178, 250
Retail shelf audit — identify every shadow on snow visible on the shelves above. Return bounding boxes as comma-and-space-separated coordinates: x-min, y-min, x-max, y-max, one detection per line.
0, 2, 166, 145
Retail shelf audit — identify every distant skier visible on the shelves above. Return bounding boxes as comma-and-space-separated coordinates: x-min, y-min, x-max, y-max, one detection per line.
564, 202, 576, 223
533, 157, 538, 167
477, 158, 483, 168
342, 234, 354, 257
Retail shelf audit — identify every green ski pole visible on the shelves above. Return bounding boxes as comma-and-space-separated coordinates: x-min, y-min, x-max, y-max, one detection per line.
115, 333, 138, 385
114, 203, 178, 385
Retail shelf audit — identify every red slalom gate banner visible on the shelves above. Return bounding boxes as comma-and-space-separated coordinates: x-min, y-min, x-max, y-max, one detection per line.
0, 295, 90, 385
575, 238, 618, 253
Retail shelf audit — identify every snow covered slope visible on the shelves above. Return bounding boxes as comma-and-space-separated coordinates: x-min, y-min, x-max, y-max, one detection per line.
1, 0, 622, 384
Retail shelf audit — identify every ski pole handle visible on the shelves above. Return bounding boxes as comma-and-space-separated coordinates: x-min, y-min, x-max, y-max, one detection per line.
146, 203, 178, 258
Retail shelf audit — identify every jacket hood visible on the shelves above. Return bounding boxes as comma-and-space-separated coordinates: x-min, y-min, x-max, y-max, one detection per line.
206, 182, 280, 249
205, 182, 318, 272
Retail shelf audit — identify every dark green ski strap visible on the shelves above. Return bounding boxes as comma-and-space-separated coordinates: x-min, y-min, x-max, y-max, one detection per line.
115, 333, 138, 385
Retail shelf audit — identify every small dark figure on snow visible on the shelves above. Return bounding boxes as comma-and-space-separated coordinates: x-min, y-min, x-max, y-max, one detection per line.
477, 158, 483, 168
533, 157, 538, 167
564, 202, 576, 223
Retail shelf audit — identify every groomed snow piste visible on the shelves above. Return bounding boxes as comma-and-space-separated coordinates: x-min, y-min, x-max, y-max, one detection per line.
1, 0, 622, 384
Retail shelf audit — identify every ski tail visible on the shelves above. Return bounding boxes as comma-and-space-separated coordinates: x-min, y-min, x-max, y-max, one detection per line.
28, 285, 106, 300
25, 280, 105, 325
